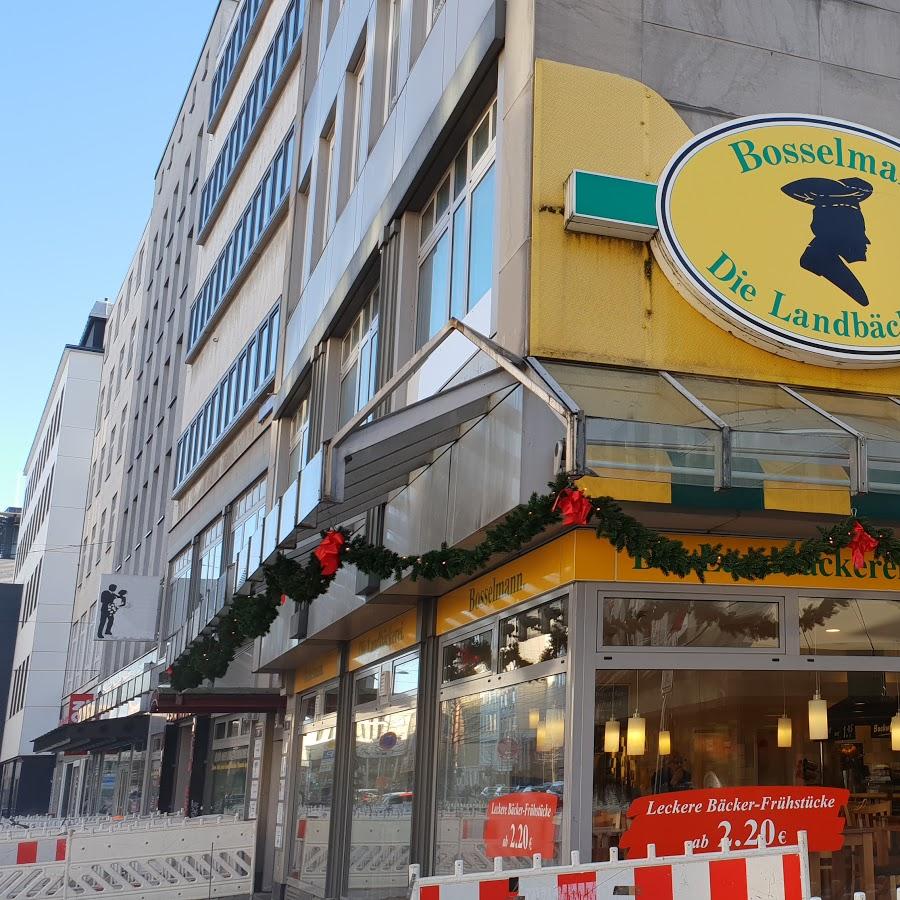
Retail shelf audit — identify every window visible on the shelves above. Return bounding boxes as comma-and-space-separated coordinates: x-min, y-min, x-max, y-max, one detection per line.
338, 290, 379, 426
198, 518, 224, 620
435, 674, 567, 872
288, 396, 310, 475
189, 130, 293, 351
118, 406, 127, 457
209, 0, 266, 119
383, 0, 401, 122
108, 496, 117, 555
96, 510, 106, 566
800, 596, 900, 656
500, 597, 568, 670
601, 595, 780, 650
347, 46, 367, 190
178, 304, 280, 487
442, 629, 492, 683
166, 545, 193, 638
318, 122, 337, 254
201, 0, 302, 231
230, 477, 266, 564
416, 101, 497, 348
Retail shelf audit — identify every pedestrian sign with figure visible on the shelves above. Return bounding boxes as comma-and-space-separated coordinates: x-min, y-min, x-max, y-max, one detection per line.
93, 574, 160, 641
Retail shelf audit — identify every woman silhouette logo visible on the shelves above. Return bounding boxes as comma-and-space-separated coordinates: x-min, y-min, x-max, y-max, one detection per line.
781, 177, 873, 307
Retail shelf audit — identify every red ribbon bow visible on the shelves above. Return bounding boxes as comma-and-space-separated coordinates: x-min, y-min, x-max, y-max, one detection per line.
849, 521, 878, 569
314, 530, 346, 577
553, 487, 594, 526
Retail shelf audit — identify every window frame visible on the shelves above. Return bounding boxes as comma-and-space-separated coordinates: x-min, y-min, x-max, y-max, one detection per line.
415, 100, 497, 349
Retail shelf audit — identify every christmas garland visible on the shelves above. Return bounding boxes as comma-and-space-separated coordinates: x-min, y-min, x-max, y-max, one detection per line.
167, 477, 899, 689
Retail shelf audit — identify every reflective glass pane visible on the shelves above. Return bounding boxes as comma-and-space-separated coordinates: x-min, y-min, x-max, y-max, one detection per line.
449, 205, 468, 319
290, 725, 336, 890
355, 670, 379, 705
601, 596, 780, 649
349, 710, 416, 899
467, 164, 495, 307
500, 598, 568, 670
442, 630, 492, 682
207, 746, 248, 814
435, 674, 566, 873
800, 596, 900, 656
392, 656, 419, 697
592, 668, 900, 900
416, 231, 449, 348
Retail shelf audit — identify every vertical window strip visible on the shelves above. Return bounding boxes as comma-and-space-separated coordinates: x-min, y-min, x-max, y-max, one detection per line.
208, 0, 265, 122
176, 306, 281, 488
200, 0, 303, 231
189, 128, 294, 351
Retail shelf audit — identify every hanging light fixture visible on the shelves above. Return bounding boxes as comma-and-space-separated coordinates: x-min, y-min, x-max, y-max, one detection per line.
778, 675, 792, 748
658, 729, 671, 756
547, 709, 565, 749
627, 713, 646, 756
626, 673, 646, 756
892, 677, 900, 752
529, 708, 540, 729
604, 718, 620, 753
778, 717, 793, 748
536, 723, 550, 753
808, 691, 829, 741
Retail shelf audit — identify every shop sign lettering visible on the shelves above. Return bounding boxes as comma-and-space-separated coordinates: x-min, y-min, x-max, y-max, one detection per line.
484, 792, 558, 858
655, 114, 900, 366
621, 787, 849, 857
469, 572, 524, 611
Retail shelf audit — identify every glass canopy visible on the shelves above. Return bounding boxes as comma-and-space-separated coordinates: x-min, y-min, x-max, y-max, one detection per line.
541, 361, 900, 503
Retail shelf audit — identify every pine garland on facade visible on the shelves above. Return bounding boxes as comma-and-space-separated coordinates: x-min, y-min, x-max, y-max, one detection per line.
168, 477, 900, 689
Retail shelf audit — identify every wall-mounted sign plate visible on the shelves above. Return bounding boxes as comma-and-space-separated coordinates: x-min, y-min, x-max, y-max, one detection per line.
654, 114, 900, 367
564, 169, 657, 240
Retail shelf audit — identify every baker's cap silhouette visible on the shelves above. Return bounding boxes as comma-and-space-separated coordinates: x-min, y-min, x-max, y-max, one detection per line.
782, 177, 873, 208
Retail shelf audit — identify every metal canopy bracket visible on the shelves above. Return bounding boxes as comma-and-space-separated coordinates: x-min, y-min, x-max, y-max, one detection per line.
323, 319, 586, 504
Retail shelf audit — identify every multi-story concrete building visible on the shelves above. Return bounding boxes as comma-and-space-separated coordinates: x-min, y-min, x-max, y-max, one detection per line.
32, 4, 235, 817
25, 2, 900, 897
41, 233, 149, 817
0, 304, 108, 814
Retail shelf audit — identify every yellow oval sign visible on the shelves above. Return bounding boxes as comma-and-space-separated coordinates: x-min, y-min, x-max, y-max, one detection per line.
654, 114, 900, 366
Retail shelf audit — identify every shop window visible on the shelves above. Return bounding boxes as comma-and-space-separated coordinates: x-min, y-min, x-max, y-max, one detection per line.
416, 101, 497, 349
214, 721, 228, 740
355, 669, 380, 705
208, 745, 249, 814
434, 673, 567, 873
349, 709, 416, 898
592, 668, 900, 898
290, 719, 337, 891
392, 654, 419, 698
800, 596, 900, 656
442, 629, 493, 683
500, 598, 568, 671
600, 595, 781, 650
300, 694, 318, 725
324, 684, 340, 715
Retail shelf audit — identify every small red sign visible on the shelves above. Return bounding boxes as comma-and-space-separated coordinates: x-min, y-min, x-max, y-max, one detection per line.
620, 787, 849, 857
484, 791, 558, 859
63, 693, 93, 725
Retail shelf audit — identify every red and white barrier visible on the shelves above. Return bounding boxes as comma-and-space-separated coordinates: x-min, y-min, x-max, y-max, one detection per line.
410, 833, 813, 900
0, 836, 66, 865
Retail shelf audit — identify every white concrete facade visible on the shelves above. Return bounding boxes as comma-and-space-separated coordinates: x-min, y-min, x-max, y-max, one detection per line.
3, 334, 105, 762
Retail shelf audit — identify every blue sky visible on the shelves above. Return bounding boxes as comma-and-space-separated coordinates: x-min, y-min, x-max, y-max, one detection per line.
0, 0, 219, 505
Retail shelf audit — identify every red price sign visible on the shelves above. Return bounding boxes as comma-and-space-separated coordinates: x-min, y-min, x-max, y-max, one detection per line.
621, 787, 849, 857
484, 792, 558, 858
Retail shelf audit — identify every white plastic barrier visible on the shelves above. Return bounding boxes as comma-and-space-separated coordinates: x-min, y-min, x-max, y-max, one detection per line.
410, 833, 813, 900
0, 815, 256, 900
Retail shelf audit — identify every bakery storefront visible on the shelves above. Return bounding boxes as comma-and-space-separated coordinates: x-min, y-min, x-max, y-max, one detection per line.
272, 61, 900, 900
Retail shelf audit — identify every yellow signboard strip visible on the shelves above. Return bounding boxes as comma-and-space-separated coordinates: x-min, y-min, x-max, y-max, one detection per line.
348, 608, 418, 671
292, 649, 341, 694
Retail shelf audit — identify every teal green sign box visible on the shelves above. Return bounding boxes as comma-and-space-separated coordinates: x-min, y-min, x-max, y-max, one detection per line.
564, 170, 658, 241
